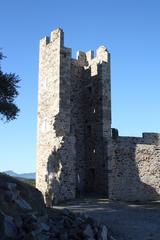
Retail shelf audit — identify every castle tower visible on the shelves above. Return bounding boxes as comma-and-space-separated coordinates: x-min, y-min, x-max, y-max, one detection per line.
36, 28, 112, 205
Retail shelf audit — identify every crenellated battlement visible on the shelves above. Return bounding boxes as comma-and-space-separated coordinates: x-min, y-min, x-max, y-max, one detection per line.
40, 28, 64, 47
142, 132, 160, 144
76, 51, 87, 66
112, 130, 160, 145
86, 50, 94, 65
75, 46, 109, 67
40, 28, 109, 71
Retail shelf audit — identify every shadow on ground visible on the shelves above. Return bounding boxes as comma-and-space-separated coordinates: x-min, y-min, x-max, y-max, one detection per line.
54, 198, 160, 240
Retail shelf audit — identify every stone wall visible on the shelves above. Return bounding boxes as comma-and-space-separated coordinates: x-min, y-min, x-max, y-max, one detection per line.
110, 132, 160, 201
36, 28, 76, 205
70, 59, 86, 196
36, 28, 112, 204
70, 47, 112, 196
37, 27, 160, 204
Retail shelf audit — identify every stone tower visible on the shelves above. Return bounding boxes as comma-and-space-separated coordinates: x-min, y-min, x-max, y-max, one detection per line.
36, 28, 112, 205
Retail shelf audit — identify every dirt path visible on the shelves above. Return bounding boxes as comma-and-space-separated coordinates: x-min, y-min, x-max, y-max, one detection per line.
54, 198, 160, 240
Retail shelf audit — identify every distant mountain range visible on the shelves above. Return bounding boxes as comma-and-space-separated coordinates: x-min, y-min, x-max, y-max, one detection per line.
4, 170, 36, 179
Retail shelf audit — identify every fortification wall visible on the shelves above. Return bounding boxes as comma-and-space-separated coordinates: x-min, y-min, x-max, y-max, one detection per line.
110, 132, 160, 201
70, 59, 86, 196
70, 47, 111, 196
36, 28, 160, 204
36, 29, 76, 205
36, 28, 112, 204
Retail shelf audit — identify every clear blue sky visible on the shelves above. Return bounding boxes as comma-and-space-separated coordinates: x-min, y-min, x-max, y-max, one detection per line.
0, 0, 160, 173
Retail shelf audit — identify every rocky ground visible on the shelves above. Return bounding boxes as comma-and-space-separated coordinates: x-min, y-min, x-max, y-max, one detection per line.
0, 173, 116, 240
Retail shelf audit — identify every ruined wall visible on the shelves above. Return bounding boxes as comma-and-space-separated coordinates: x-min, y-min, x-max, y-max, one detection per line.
83, 48, 112, 196
36, 28, 112, 203
36, 28, 160, 204
110, 132, 160, 201
70, 47, 112, 197
36, 29, 76, 205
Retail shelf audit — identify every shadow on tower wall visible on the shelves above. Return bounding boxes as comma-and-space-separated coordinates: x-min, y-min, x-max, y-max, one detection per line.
44, 60, 110, 206
111, 130, 160, 202
45, 116, 76, 206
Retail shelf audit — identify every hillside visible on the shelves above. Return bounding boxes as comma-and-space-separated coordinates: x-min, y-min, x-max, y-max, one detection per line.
4, 170, 35, 179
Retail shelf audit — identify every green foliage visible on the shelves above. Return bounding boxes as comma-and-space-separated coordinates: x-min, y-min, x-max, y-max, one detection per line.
0, 51, 20, 121
22, 178, 35, 187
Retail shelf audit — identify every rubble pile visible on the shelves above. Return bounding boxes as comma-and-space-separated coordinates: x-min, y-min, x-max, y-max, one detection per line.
0, 173, 116, 240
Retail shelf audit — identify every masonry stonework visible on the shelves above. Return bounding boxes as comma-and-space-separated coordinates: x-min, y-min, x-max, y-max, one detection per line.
110, 132, 160, 201
36, 28, 160, 205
